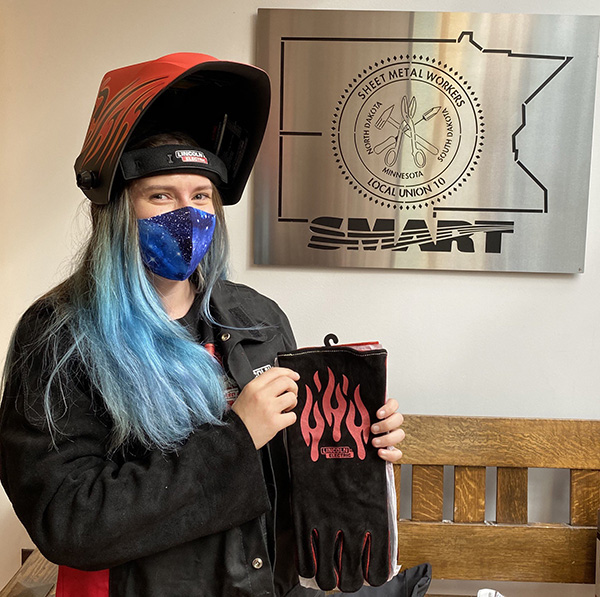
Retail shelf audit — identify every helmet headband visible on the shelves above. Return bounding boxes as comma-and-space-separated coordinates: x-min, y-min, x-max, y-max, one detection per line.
120, 145, 228, 186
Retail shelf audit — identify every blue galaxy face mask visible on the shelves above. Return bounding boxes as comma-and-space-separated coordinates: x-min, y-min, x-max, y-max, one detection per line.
137, 206, 216, 281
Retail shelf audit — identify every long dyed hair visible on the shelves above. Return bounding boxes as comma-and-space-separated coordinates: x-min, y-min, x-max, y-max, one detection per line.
10, 136, 231, 452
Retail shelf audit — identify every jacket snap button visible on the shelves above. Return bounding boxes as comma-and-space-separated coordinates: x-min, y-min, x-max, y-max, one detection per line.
252, 557, 263, 569
220, 332, 231, 342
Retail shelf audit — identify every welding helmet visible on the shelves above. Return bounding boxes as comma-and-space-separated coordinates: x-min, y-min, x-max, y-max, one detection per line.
74, 52, 270, 205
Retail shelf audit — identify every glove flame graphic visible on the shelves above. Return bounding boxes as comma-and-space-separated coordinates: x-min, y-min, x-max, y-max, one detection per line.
300, 367, 371, 462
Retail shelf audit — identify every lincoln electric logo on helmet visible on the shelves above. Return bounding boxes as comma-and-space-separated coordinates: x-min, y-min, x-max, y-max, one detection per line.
174, 149, 209, 164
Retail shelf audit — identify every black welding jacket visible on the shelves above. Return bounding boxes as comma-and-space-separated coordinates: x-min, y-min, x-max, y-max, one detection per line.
0, 280, 322, 597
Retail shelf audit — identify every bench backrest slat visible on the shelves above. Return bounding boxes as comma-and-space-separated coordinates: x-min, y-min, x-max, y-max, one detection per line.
396, 522, 595, 583
570, 469, 600, 526
399, 416, 600, 469
454, 466, 485, 523
411, 465, 444, 522
496, 467, 528, 524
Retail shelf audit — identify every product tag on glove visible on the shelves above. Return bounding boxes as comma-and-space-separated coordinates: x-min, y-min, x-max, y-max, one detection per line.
277, 334, 400, 593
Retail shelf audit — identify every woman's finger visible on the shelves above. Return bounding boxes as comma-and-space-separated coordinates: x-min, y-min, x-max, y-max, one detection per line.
372, 428, 405, 449
371, 412, 404, 435
277, 391, 298, 413
377, 446, 403, 463
376, 399, 400, 420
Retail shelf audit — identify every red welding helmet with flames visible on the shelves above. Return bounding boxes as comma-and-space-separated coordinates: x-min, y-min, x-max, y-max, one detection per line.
74, 52, 270, 205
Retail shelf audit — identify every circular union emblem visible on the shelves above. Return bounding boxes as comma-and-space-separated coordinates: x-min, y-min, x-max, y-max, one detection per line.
332, 56, 484, 209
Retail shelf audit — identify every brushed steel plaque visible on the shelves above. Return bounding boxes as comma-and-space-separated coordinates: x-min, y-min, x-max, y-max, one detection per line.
254, 10, 600, 273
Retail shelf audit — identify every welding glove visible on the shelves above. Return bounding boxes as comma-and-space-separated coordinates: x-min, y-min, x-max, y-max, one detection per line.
278, 337, 398, 593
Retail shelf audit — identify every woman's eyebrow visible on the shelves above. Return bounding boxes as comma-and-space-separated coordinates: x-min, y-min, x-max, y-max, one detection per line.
139, 183, 213, 192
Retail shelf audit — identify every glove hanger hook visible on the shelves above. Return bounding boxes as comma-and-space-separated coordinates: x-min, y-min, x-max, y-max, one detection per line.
323, 333, 339, 347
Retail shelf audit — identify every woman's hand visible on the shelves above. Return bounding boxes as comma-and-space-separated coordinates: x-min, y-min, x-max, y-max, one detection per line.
232, 367, 299, 450
370, 399, 405, 462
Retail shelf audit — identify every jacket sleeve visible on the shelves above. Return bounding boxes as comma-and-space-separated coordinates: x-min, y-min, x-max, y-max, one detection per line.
0, 304, 272, 571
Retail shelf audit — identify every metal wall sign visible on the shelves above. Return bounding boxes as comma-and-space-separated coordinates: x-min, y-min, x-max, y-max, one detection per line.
254, 10, 600, 273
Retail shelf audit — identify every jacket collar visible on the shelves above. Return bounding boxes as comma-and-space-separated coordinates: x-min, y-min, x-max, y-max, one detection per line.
208, 280, 273, 343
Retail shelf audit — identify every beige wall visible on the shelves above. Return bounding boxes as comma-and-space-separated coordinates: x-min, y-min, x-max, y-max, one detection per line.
1, 1, 599, 594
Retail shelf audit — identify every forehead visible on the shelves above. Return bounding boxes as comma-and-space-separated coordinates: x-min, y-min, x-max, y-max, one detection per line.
130, 172, 214, 191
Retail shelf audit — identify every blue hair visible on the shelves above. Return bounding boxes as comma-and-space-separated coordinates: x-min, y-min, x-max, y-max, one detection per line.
33, 184, 230, 452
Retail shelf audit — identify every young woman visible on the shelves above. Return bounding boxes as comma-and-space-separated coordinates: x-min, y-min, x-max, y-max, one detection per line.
0, 53, 404, 597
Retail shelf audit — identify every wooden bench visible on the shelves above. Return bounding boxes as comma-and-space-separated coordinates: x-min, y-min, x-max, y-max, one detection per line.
0, 549, 57, 597
394, 415, 600, 595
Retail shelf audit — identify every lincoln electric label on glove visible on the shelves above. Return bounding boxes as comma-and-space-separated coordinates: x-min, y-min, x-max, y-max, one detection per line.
278, 337, 400, 593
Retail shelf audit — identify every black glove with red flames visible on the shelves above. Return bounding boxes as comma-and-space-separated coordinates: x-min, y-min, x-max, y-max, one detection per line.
277, 338, 393, 593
